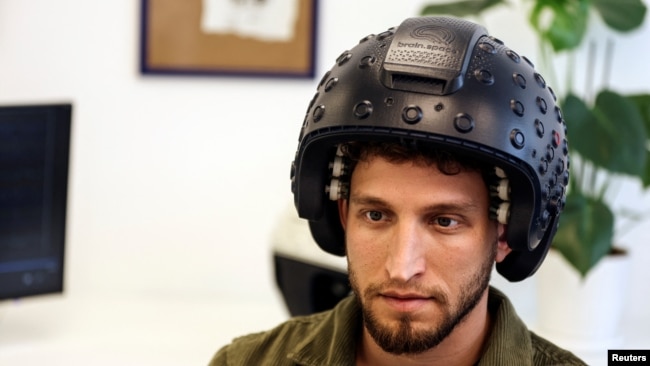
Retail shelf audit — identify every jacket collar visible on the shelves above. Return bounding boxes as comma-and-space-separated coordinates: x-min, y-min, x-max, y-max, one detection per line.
288, 295, 361, 365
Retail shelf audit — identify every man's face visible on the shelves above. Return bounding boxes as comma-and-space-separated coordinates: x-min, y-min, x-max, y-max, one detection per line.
338, 155, 509, 355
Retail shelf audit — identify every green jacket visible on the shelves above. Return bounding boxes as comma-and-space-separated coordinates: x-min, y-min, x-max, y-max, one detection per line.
210, 287, 586, 366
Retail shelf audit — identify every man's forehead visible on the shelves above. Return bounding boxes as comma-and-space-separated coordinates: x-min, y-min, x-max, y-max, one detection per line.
348, 157, 489, 207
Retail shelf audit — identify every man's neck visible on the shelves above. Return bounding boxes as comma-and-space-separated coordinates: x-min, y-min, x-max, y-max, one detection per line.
356, 290, 492, 366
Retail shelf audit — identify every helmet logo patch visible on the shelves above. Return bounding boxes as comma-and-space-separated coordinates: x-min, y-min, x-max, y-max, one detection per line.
410, 25, 456, 45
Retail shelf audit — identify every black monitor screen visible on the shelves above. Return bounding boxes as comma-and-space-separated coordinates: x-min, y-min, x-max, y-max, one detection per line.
0, 104, 71, 300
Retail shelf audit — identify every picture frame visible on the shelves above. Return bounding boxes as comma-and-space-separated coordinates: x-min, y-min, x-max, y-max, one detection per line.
140, 0, 318, 78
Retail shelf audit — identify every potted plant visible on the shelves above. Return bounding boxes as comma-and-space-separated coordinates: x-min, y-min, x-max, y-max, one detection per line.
420, 0, 650, 278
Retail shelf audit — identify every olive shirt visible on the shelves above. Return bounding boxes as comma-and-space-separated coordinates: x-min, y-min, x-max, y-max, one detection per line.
209, 287, 586, 366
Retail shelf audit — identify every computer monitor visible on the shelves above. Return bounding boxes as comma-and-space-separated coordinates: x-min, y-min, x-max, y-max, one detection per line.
0, 103, 72, 300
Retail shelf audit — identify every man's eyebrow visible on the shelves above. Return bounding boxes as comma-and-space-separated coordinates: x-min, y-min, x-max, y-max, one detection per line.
349, 195, 389, 207
422, 202, 481, 214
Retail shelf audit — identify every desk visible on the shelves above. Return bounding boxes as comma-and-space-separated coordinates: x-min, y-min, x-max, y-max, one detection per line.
0, 291, 288, 366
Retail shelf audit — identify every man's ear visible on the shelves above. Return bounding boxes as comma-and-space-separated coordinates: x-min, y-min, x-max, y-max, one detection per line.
495, 223, 512, 263
338, 199, 348, 230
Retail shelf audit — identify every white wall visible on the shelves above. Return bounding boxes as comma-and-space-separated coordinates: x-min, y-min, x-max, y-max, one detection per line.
1, 0, 649, 362
0, 0, 453, 301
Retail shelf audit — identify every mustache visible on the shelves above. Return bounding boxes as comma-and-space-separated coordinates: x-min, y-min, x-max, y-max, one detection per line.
362, 279, 449, 305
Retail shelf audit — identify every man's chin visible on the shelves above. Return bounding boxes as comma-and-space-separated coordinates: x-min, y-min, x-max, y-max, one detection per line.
362, 302, 453, 355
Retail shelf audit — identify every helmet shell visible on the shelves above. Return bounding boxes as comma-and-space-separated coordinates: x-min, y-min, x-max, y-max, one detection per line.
290, 17, 569, 281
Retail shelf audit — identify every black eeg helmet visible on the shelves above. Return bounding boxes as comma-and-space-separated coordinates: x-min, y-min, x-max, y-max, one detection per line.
290, 16, 570, 282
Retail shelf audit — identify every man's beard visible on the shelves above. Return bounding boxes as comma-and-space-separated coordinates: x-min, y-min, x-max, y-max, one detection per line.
349, 242, 496, 356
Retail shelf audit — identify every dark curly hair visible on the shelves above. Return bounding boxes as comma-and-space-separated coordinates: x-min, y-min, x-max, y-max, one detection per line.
339, 140, 494, 184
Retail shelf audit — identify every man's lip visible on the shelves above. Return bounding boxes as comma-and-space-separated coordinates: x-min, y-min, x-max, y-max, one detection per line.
380, 291, 431, 300
379, 291, 433, 312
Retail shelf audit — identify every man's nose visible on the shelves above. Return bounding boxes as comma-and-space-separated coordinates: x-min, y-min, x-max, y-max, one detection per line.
385, 220, 426, 282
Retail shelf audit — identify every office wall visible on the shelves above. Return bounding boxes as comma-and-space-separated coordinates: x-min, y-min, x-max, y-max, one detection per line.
1, 0, 648, 321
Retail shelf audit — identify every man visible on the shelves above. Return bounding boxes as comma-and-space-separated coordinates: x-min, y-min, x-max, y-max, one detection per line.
210, 16, 585, 365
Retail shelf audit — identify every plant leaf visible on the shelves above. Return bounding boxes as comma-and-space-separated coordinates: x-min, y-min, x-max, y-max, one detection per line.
561, 93, 598, 159
419, 0, 505, 17
592, 0, 647, 32
644, 156, 650, 189
593, 91, 647, 175
563, 91, 647, 176
529, 0, 589, 52
627, 94, 650, 126
553, 190, 614, 277
626, 93, 650, 187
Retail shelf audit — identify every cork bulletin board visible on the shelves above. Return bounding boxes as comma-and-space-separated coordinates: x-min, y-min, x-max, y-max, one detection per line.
140, 0, 318, 78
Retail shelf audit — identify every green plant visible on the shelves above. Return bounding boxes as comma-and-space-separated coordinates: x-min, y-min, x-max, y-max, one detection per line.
421, 0, 650, 276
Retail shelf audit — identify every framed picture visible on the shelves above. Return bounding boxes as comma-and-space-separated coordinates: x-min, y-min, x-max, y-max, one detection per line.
140, 0, 318, 78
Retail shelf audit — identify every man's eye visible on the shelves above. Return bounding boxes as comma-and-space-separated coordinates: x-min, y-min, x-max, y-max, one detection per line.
365, 211, 384, 221
436, 217, 457, 227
